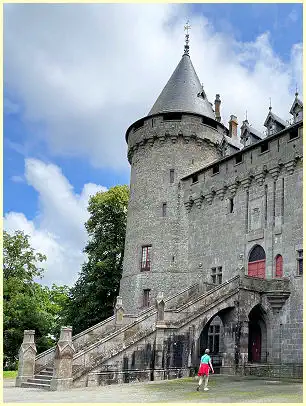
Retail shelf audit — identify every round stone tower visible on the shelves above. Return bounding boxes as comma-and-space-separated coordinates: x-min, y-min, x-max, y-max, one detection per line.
119, 41, 228, 314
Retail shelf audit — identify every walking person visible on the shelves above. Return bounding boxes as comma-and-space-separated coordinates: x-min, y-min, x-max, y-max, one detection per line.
196, 348, 214, 391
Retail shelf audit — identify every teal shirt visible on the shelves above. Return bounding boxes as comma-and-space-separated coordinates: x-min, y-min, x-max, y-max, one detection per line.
201, 354, 211, 364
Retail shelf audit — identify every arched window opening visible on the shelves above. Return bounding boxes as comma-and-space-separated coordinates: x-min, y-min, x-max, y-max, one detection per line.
275, 254, 283, 278
248, 245, 266, 279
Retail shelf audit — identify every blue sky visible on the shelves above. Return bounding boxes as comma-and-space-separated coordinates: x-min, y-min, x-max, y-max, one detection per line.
3, 3, 303, 286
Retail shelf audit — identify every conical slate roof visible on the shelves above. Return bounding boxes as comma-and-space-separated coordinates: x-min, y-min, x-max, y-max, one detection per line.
148, 53, 215, 119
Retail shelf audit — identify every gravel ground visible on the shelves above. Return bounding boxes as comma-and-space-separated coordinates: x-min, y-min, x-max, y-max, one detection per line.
3, 375, 303, 403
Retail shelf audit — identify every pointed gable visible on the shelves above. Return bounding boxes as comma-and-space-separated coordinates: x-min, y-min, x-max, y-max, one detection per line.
148, 54, 215, 119
290, 94, 303, 123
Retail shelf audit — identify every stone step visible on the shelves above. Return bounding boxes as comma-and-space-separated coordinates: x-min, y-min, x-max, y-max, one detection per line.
28, 378, 52, 385
21, 382, 50, 390
34, 374, 52, 381
38, 371, 53, 377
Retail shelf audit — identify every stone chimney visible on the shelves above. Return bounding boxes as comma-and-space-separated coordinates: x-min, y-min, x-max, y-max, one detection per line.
228, 115, 238, 138
214, 94, 221, 122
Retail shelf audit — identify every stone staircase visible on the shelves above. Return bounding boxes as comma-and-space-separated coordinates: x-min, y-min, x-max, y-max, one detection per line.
21, 367, 53, 390
24, 274, 290, 389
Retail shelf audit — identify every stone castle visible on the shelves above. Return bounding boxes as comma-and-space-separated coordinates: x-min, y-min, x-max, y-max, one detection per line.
16, 33, 303, 390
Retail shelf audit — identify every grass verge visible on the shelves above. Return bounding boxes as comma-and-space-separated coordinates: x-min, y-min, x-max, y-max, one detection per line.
3, 371, 17, 379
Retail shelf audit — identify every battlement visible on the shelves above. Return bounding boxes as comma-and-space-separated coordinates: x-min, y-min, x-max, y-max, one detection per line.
126, 112, 226, 163
182, 122, 302, 211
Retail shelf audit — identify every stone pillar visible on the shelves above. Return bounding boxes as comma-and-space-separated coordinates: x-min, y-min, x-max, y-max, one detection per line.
50, 326, 75, 391
114, 296, 124, 327
235, 320, 249, 374
153, 326, 166, 381
15, 330, 37, 387
154, 294, 167, 380
156, 292, 165, 323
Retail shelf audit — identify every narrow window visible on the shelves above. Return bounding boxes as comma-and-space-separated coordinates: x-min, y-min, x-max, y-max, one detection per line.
261, 141, 269, 153
217, 267, 223, 284
192, 173, 198, 183
141, 246, 151, 271
264, 185, 268, 227
246, 190, 249, 233
170, 169, 175, 184
229, 198, 234, 213
281, 178, 285, 223
211, 267, 216, 284
212, 164, 219, 174
250, 153, 252, 164
297, 250, 303, 276
273, 181, 276, 227
172, 255, 175, 262
277, 139, 280, 151
151, 118, 154, 128
162, 203, 167, 217
143, 289, 151, 307
235, 154, 243, 164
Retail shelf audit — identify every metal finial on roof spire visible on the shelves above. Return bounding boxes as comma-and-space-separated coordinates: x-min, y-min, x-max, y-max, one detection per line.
245, 110, 248, 121
269, 97, 272, 111
295, 83, 299, 97
184, 20, 191, 55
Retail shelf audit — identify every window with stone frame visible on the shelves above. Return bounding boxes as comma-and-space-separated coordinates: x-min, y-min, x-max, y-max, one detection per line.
297, 249, 303, 276
170, 169, 175, 184
211, 267, 222, 284
208, 324, 220, 353
141, 245, 151, 271
143, 289, 151, 307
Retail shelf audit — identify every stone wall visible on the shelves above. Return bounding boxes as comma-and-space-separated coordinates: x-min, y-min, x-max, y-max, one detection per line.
120, 113, 224, 314
182, 124, 303, 365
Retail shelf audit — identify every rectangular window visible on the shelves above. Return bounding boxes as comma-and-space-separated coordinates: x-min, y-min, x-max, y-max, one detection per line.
162, 203, 167, 217
297, 250, 303, 276
143, 289, 151, 307
192, 173, 198, 183
211, 267, 216, 284
163, 112, 182, 121
170, 169, 175, 184
264, 185, 268, 227
235, 154, 243, 164
133, 119, 144, 132
229, 198, 234, 213
217, 266, 223, 284
211, 267, 223, 284
212, 164, 219, 175
141, 246, 151, 271
289, 128, 299, 140
260, 141, 269, 153
281, 178, 285, 224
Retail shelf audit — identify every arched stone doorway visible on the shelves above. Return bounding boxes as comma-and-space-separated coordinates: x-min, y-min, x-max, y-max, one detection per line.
248, 305, 267, 363
248, 245, 266, 278
198, 315, 224, 373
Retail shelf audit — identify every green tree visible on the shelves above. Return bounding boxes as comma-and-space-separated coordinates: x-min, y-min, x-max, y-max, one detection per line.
66, 185, 129, 334
3, 231, 69, 369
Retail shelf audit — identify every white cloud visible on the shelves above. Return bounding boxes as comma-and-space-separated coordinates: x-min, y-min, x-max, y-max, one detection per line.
11, 175, 24, 183
4, 4, 302, 169
4, 158, 107, 286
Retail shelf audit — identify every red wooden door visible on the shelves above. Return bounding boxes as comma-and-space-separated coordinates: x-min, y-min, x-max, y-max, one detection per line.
251, 327, 261, 362
275, 255, 283, 277
248, 260, 266, 278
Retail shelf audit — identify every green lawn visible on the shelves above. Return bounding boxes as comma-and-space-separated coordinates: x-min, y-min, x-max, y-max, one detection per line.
3, 371, 17, 379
